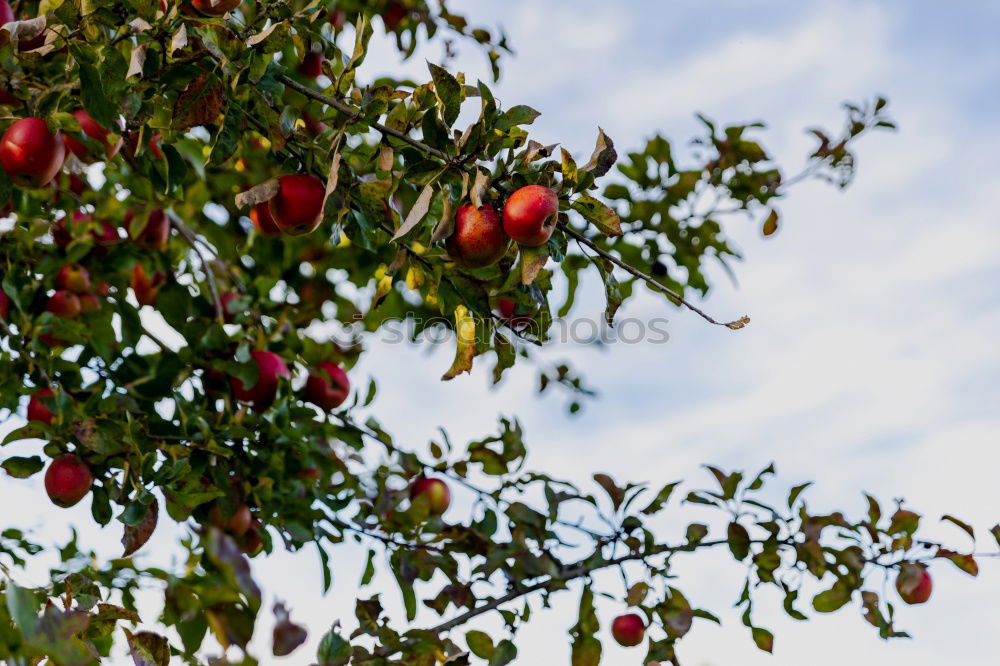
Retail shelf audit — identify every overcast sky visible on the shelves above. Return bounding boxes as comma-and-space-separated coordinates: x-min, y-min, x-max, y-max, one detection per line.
2, 1, 999, 664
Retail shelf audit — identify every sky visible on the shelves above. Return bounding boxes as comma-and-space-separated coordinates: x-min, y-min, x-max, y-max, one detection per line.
2, 1, 1000, 664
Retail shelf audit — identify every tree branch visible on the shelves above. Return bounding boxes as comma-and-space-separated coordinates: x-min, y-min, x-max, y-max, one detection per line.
560, 222, 750, 329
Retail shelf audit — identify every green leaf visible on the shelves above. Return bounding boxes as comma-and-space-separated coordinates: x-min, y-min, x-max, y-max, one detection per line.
428, 62, 462, 127
466, 630, 494, 659
6, 583, 39, 637
752, 626, 774, 653
813, 580, 852, 613
572, 195, 622, 236
571, 636, 601, 666
641, 481, 680, 514
124, 629, 170, 666
727, 522, 751, 561
1, 455, 44, 478
489, 639, 517, 666
74, 51, 117, 128
495, 105, 540, 132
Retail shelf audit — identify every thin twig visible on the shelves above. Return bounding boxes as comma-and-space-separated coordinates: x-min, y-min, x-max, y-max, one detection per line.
167, 212, 225, 323
560, 222, 750, 329
279, 75, 454, 164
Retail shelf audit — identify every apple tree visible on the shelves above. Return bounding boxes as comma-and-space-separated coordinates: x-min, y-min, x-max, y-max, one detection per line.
0, 1, 994, 664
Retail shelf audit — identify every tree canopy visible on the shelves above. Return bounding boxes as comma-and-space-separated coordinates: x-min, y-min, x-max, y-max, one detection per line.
0, 1, 993, 665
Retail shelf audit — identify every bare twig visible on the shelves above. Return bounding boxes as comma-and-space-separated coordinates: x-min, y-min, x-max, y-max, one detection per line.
560, 222, 750, 329
167, 212, 225, 323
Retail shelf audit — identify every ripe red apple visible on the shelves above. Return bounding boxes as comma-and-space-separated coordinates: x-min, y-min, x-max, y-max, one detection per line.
502, 185, 559, 247
126, 209, 170, 250
56, 264, 91, 294
0, 1, 13, 26
46, 289, 81, 318
240, 519, 264, 556
328, 8, 346, 29
409, 477, 450, 515
896, 563, 932, 605
0, 117, 66, 188
304, 362, 350, 411
0, 290, 9, 320
62, 109, 122, 163
54, 212, 121, 250
298, 52, 324, 79
44, 454, 93, 508
250, 201, 280, 236
230, 350, 291, 409
78, 292, 101, 314
219, 290, 240, 321
190, 0, 241, 16
383, 0, 408, 31
268, 174, 325, 235
209, 502, 252, 537
446, 202, 510, 268
611, 613, 645, 647
27, 388, 57, 424
131, 263, 166, 307
302, 111, 329, 136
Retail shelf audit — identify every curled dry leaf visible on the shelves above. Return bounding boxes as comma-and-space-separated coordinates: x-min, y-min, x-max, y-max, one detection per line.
235, 179, 280, 210
127, 44, 146, 79
1, 16, 46, 42
393, 182, 435, 240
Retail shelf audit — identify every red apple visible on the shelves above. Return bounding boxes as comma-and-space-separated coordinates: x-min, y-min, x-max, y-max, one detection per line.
240, 519, 264, 556
446, 202, 510, 268
62, 109, 122, 163
304, 362, 350, 411
0, 1, 13, 26
44, 454, 93, 508
219, 290, 240, 322
0, 117, 66, 188
502, 185, 559, 247
27, 388, 57, 424
78, 292, 101, 314
611, 613, 645, 647
0, 290, 9, 320
230, 350, 291, 409
0, 88, 19, 106
298, 51, 324, 79
328, 8, 346, 29
268, 174, 325, 235
46, 289, 81, 318
302, 111, 329, 136
149, 134, 164, 159
54, 212, 121, 251
190, 0, 241, 16
409, 477, 450, 515
131, 263, 166, 307
383, 0, 408, 31
250, 201, 280, 236
128, 209, 170, 250
896, 563, 932, 605
56, 264, 91, 294
209, 502, 252, 537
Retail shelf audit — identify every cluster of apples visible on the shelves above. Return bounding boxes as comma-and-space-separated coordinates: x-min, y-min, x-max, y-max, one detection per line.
0, 108, 125, 189
446, 185, 559, 268
227, 350, 351, 415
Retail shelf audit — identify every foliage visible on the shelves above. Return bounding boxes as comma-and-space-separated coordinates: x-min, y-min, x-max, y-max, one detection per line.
0, 1, 990, 664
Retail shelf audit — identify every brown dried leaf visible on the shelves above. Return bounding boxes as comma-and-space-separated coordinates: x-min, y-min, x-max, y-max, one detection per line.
172, 72, 224, 130
1, 16, 45, 42
235, 179, 279, 210
122, 497, 158, 557
394, 183, 435, 240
